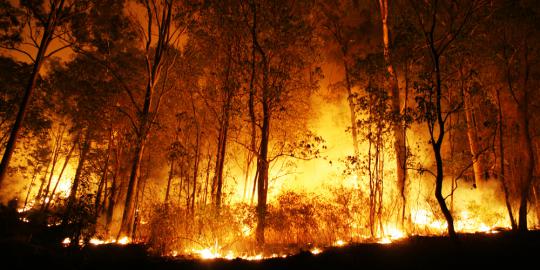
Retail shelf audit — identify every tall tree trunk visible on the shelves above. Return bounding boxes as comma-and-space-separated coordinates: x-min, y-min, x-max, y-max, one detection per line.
255, 102, 270, 247
118, 0, 174, 238
0, 0, 65, 186
41, 125, 66, 205
43, 138, 77, 212
432, 53, 456, 239
496, 87, 517, 230
518, 106, 534, 232
191, 125, 200, 215
213, 92, 232, 211
95, 131, 113, 215
23, 168, 41, 210
118, 141, 144, 238
378, 0, 407, 227
460, 66, 486, 188
164, 159, 175, 203
63, 128, 91, 226
106, 138, 122, 232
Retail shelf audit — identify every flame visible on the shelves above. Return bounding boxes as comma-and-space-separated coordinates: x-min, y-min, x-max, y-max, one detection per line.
62, 237, 71, 246
334, 240, 346, 247
117, 236, 130, 245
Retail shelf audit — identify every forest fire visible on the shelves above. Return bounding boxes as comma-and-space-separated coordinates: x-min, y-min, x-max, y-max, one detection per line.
0, 0, 540, 269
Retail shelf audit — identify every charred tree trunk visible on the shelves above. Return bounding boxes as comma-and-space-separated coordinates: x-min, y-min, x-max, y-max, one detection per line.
213, 90, 232, 211
43, 138, 77, 212
459, 66, 486, 188
106, 137, 122, 231
63, 129, 91, 226
41, 125, 66, 205
518, 106, 534, 232
191, 124, 200, 215
496, 88, 517, 230
23, 168, 41, 210
118, 140, 145, 238
164, 158, 175, 203
118, 0, 174, 238
95, 131, 113, 215
432, 53, 456, 239
255, 102, 270, 247
0, 0, 66, 186
379, 0, 407, 227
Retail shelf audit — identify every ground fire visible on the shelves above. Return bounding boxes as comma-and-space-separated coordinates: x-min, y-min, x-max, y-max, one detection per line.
0, 0, 539, 268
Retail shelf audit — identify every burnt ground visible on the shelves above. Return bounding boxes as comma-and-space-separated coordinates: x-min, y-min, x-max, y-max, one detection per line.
0, 231, 539, 270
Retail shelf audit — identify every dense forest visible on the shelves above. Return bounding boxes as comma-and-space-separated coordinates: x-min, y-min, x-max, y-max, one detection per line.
0, 0, 539, 259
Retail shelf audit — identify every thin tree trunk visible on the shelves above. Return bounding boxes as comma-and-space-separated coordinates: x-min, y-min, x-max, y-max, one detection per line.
63, 128, 91, 226
496, 87, 517, 230
106, 138, 122, 231
96, 131, 113, 215
378, 0, 407, 228
255, 105, 270, 247
214, 92, 232, 211
432, 53, 456, 239
165, 159, 175, 203
460, 66, 486, 188
518, 107, 534, 232
43, 138, 77, 212
41, 125, 66, 205
204, 151, 212, 206
23, 168, 41, 210
118, 0, 174, 238
0, 0, 66, 186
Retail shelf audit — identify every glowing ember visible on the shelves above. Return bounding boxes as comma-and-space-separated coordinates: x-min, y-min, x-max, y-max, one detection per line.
89, 238, 106, 245
385, 226, 405, 240
335, 240, 346, 247
117, 236, 130, 245
310, 248, 322, 255
197, 248, 220, 260
62, 238, 71, 246
378, 238, 392, 244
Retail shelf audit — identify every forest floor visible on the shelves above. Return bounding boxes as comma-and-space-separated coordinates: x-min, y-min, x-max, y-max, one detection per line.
1, 230, 539, 270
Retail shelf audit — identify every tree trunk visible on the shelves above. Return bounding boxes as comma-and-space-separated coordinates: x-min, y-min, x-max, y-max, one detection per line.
0, 0, 65, 186
213, 92, 232, 211
191, 125, 200, 215
43, 138, 77, 212
432, 53, 456, 239
118, 0, 174, 238
255, 103, 270, 247
518, 107, 534, 232
118, 141, 144, 238
63, 129, 91, 226
460, 66, 486, 188
95, 131, 113, 215
496, 87, 517, 230
164, 159, 174, 203
378, 0, 407, 228
41, 125, 66, 205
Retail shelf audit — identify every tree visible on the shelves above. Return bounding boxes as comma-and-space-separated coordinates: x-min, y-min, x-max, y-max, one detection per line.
377, 0, 408, 228
0, 0, 88, 187
408, 0, 488, 239
117, 0, 192, 239
487, 0, 540, 232
244, 0, 319, 247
